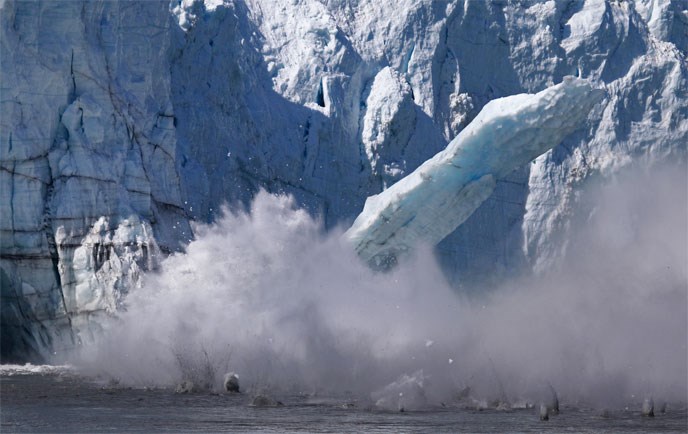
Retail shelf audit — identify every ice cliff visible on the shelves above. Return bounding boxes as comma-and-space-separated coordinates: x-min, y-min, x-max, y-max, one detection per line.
1, 0, 686, 361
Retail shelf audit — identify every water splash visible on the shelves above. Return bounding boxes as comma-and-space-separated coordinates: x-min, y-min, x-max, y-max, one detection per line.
72, 164, 687, 408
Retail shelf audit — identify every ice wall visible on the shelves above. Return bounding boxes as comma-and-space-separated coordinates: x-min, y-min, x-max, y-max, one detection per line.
0, 1, 189, 360
346, 78, 604, 265
1, 0, 686, 361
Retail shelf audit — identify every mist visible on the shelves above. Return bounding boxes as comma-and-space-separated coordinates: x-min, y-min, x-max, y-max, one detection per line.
72, 162, 687, 408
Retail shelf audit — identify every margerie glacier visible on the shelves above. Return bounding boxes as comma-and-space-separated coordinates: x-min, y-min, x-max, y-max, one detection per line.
1, 0, 686, 362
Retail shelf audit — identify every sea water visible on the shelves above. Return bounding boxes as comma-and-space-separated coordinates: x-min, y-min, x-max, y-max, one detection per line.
2, 367, 686, 433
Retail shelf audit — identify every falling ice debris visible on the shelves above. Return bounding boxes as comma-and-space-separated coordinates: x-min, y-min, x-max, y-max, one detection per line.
642, 397, 655, 417
345, 78, 603, 268
223, 372, 240, 393
539, 403, 550, 421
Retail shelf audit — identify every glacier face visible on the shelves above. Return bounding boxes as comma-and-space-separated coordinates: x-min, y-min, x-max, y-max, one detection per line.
1, 0, 189, 359
1, 0, 686, 361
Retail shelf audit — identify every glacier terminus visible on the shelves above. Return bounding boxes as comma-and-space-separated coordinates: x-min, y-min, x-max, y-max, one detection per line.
1, 0, 686, 365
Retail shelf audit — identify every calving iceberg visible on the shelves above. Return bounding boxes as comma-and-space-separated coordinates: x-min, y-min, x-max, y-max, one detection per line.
346, 78, 604, 266
2, 0, 685, 363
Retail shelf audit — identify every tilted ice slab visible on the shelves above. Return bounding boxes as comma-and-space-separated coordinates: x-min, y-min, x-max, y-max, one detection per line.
346, 77, 604, 266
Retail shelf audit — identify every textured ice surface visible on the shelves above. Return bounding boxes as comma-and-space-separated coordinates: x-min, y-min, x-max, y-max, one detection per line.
1, 0, 686, 360
346, 78, 604, 265
0, 0, 188, 360
361, 67, 417, 187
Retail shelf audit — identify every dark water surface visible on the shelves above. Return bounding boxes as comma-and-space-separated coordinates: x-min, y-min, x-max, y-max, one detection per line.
2, 369, 686, 433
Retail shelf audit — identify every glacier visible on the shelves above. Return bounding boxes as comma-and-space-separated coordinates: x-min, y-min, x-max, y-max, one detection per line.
1, 0, 687, 362
346, 78, 604, 265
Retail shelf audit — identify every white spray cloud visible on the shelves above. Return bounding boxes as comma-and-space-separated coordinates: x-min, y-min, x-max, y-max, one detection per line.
73, 163, 687, 407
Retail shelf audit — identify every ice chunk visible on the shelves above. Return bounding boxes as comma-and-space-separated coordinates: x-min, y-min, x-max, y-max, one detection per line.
346, 78, 604, 266
223, 372, 240, 393
249, 394, 283, 407
0, 364, 73, 376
